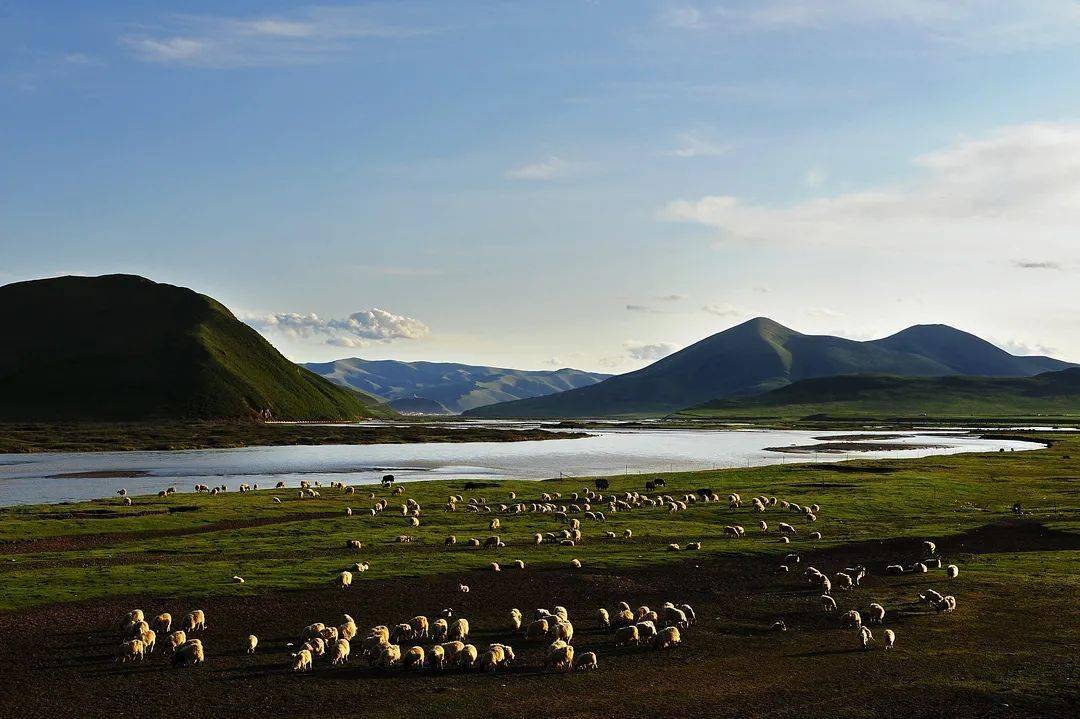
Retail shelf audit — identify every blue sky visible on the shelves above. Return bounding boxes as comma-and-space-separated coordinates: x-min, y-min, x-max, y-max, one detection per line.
4, 1, 1080, 371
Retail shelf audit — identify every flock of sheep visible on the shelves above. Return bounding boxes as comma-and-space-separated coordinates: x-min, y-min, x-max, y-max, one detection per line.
112, 474, 962, 675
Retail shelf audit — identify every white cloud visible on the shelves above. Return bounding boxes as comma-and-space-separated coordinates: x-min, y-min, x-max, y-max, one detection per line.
658, 293, 687, 301
624, 340, 681, 361
660, 1, 1080, 52
121, 6, 433, 68
505, 157, 577, 181
702, 303, 744, 317
1012, 259, 1064, 270
995, 338, 1058, 357
806, 307, 845, 319
667, 131, 731, 158
245, 307, 430, 347
660, 123, 1080, 253
625, 304, 653, 312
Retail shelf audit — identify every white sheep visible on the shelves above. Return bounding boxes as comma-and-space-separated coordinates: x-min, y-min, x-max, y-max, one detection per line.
292, 649, 313, 672
245, 634, 258, 654
843, 610, 862, 628
866, 603, 886, 624
576, 651, 598, 670
183, 609, 206, 633
946, 564, 959, 578
172, 639, 204, 666
655, 626, 681, 650
117, 639, 145, 663
331, 638, 351, 665
820, 595, 837, 612
884, 628, 896, 650
338, 570, 353, 589
858, 625, 874, 650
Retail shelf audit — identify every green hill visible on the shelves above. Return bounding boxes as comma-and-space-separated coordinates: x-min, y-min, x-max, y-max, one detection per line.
0, 274, 391, 421
466, 317, 1074, 418
681, 368, 1080, 419
304, 357, 610, 413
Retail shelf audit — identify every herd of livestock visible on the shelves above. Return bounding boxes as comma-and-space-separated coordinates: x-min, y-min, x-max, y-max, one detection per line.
112, 477, 962, 674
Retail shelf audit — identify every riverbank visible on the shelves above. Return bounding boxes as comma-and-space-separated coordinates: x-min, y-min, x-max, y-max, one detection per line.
0, 421, 587, 454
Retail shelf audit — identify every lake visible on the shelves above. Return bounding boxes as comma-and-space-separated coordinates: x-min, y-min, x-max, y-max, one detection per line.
0, 427, 1040, 507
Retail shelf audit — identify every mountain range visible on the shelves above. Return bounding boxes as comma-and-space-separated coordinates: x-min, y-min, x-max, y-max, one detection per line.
304, 358, 611, 413
682, 367, 1080, 419
0, 275, 390, 421
465, 317, 1074, 418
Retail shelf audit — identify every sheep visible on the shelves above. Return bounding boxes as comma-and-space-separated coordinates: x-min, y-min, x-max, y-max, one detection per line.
615, 608, 635, 627
246, 634, 258, 654
445, 535, 457, 546
338, 570, 353, 589
183, 609, 206, 633
934, 595, 957, 613
353, 562, 369, 573
300, 622, 326, 642
117, 639, 145, 663
946, 564, 959, 579
152, 612, 172, 634
597, 608, 610, 628
614, 625, 639, 647
534, 533, 544, 545
544, 642, 574, 672
923, 540, 937, 556
490, 562, 501, 572
778, 522, 796, 535
459, 644, 479, 669
124, 608, 145, 627
408, 616, 430, 640
167, 630, 187, 653
821, 595, 838, 613
428, 644, 447, 670
527, 618, 550, 640
292, 649, 314, 672
843, 610, 862, 628
346, 539, 362, 550
480, 645, 506, 672
320, 625, 341, 643
678, 604, 696, 626
576, 651, 598, 670
885, 564, 905, 576
884, 628, 896, 650
835, 572, 854, 591
508, 609, 523, 632
377, 644, 402, 669
858, 626, 874, 650
390, 623, 414, 644
623, 529, 633, 539
448, 618, 470, 642
809, 531, 822, 540
686, 541, 701, 550
919, 589, 944, 606
439, 641, 465, 664
304, 638, 327, 657
139, 628, 157, 654
655, 626, 681, 650
551, 620, 574, 643
867, 603, 886, 624
331, 639, 352, 665
172, 639, 204, 666
771, 619, 788, 632
570, 558, 582, 569
459, 583, 470, 593
635, 621, 658, 644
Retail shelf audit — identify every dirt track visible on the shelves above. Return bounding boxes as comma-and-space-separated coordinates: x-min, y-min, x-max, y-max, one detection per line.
1, 523, 1074, 719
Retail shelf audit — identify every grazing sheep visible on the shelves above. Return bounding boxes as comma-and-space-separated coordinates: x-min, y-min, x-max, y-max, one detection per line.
835, 572, 854, 591
445, 535, 457, 546
885, 564, 905, 576
686, 541, 701, 550
867, 603, 886, 624
623, 529, 633, 539
184, 609, 206, 633
527, 618, 550, 640
139, 628, 157, 654
346, 539, 362, 550
914, 562, 928, 574
509, 609, 523, 632
117, 639, 145, 663
614, 625, 639, 647
570, 558, 582, 569
576, 651, 598, 670
946, 564, 959, 579
551, 620, 574, 643
771, 620, 787, 632
292, 649, 314, 672
172, 639, 204, 666
821, 595, 838, 613
152, 613, 171, 634
304, 637, 327, 657
809, 531, 822, 540
246, 634, 258, 654
655, 626, 681, 650
919, 589, 944, 606
778, 523, 796, 535
448, 618, 470, 642
377, 644, 402, 669
842, 610, 862, 628
759, 521, 768, 533
884, 629, 896, 650
934, 595, 957, 613
459, 644, 479, 669
923, 540, 937, 556
490, 562, 501, 572
668, 543, 681, 551
545, 642, 574, 671
858, 626, 874, 650
167, 631, 187, 653
534, 533, 544, 545
431, 618, 449, 642
636, 621, 658, 644
428, 644, 447, 670
403, 645, 425, 670
459, 583, 470, 593
597, 608, 610, 628
338, 570, 353, 589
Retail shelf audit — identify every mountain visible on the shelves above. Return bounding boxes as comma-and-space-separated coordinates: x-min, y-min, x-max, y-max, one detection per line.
0, 274, 391, 422
304, 358, 611, 413
465, 317, 1075, 418
682, 368, 1080, 419
386, 396, 455, 415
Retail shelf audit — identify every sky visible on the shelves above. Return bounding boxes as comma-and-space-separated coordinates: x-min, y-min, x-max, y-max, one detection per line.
4, 1, 1080, 372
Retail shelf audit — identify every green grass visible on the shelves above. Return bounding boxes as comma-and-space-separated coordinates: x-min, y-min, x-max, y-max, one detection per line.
1, 431, 1077, 611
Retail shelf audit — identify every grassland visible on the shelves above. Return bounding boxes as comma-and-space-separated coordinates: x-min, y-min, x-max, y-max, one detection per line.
0, 420, 582, 454
0, 433, 1076, 718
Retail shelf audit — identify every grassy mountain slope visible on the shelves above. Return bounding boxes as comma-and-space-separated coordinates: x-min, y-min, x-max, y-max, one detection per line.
869, 324, 1073, 376
304, 358, 611, 413
0, 274, 391, 421
681, 368, 1080, 419
466, 317, 1075, 419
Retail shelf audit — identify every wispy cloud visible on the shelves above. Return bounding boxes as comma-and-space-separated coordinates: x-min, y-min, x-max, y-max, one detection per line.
805, 307, 845, 319
121, 6, 435, 68
702, 303, 744, 317
659, 1, 1080, 52
666, 131, 731, 158
661, 123, 1080, 254
657, 294, 687, 302
995, 338, 1058, 357
244, 307, 429, 347
1013, 259, 1063, 270
624, 340, 681, 361
505, 156, 579, 181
